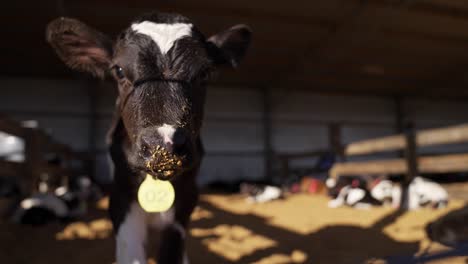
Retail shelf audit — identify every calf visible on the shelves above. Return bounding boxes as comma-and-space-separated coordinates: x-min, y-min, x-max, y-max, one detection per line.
327, 178, 380, 209
370, 177, 448, 209
46, 12, 251, 264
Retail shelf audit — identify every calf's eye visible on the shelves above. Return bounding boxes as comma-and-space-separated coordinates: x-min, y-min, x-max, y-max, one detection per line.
113, 66, 126, 79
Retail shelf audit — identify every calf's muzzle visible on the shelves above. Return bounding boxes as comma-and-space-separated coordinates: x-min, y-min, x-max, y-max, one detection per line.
139, 127, 190, 180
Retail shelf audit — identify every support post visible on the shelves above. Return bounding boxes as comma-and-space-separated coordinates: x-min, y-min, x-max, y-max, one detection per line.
402, 123, 418, 209
328, 123, 344, 161
394, 96, 405, 158
261, 87, 274, 182
23, 128, 42, 196
280, 157, 289, 182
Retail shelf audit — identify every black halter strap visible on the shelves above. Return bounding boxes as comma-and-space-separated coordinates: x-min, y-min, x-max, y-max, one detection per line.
119, 77, 190, 112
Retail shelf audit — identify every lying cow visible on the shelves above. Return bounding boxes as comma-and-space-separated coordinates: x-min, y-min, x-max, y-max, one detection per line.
327, 176, 448, 210
370, 179, 399, 207
327, 177, 380, 209
372, 177, 448, 209
325, 175, 368, 198
240, 183, 284, 203
46, 12, 251, 264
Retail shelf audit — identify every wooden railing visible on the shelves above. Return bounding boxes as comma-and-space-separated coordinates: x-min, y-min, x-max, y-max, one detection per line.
330, 123, 468, 183
0, 114, 90, 196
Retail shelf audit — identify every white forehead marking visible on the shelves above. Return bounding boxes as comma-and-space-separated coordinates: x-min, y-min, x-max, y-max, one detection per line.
157, 124, 176, 145
131, 21, 193, 54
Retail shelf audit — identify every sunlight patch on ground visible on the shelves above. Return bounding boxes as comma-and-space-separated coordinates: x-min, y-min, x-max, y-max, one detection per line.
202, 194, 395, 234
202, 193, 467, 263
252, 250, 307, 264
191, 224, 277, 261
201, 194, 466, 240
56, 218, 113, 240
190, 206, 213, 221
2, 192, 466, 263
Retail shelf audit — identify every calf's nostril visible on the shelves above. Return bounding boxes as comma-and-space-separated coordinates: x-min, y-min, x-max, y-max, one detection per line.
140, 141, 153, 157
139, 136, 161, 157
173, 129, 188, 149
141, 146, 151, 158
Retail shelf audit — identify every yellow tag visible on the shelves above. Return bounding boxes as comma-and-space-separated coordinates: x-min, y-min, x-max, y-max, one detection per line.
138, 174, 175, 213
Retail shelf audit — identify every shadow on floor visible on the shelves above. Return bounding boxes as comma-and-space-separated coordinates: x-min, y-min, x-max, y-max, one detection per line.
1, 196, 463, 264
386, 243, 468, 264
189, 201, 419, 264
0, 207, 115, 264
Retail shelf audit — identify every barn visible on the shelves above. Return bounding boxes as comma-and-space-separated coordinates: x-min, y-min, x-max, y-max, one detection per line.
1, 1, 468, 263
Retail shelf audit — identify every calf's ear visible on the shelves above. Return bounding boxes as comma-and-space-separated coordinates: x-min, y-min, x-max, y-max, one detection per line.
46, 17, 113, 79
207, 24, 252, 68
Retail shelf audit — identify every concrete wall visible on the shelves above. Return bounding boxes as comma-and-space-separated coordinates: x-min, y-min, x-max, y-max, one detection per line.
1, 77, 468, 185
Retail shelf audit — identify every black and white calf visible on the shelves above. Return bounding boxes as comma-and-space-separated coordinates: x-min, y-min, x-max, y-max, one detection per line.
366, 177, 448, 209
391, 177, 448, 210
327, 178, 380, 209
46, 12, 251, 264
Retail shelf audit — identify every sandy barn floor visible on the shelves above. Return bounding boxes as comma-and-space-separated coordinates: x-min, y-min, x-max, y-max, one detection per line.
1, 191, 468, 264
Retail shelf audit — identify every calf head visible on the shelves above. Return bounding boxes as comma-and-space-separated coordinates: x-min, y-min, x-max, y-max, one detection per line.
46, 12, 251, 180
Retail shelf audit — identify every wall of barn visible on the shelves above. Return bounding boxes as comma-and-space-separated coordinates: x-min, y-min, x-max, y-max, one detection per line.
1, 77, 468, 185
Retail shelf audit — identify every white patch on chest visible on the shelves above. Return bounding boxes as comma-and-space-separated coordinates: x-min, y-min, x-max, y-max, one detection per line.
148, 207, 176, 230
131, 21, 193, 54
157, 124, 176, 145
116, 202, 147, 264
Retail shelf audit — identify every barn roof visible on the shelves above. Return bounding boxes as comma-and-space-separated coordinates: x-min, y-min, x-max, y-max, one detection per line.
4, 0, 468, 99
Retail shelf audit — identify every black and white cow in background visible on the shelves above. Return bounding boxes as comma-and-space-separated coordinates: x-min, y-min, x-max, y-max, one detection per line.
390, 177, 448, 210
358, 176, 448, 209
326, 176, 448, 209
46, 12, 251, 264
327, 177, 380, 209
